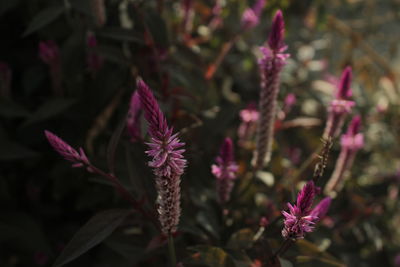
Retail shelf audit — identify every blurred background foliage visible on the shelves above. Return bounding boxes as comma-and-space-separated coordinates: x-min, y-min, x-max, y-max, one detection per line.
1, 0, 400, 266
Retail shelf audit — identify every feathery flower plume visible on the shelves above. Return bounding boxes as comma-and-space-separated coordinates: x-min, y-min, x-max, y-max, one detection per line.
91, 0, 106, 27
323, 67, 355, 139
86, 32, 103, 74
126, 90, 142, 142
137, 79, 186, 235
0, 62, 12, 99
44, 130, 90, 169
238, 103, 259, 148
212, 138, 239, 204
254, 10, 289, 170
282, 181, 317, 240
39, 41, 63, 96
240, 0, 266, 31
324, 115, 364, 195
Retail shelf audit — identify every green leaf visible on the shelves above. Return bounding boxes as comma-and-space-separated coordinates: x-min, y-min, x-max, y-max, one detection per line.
0, 0, 20, 16
23, 6, 65, 36
185, 246, 235, 267
52, 209, 132, 267
227, 228, 254, 250
22, 98, 76, 127
0, 100, 30, 118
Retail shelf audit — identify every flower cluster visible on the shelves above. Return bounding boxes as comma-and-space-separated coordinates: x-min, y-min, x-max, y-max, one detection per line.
126, 90, 142, 142
325, 115, 364, 195
255, 10, 290, 170
282, 181, 331, 240
137, 79, 186, 235
211, 138, 239, 204
39, 40, 63, 96
241, 0, 266, 31
323, 67, 355, 139
238, 103, 259, 148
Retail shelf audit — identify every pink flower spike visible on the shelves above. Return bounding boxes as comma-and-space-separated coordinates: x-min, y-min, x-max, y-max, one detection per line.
212, 138, 238, 204
44, 130, 90, 167
310, 197, 332, 222
336, 66, 352, 100
268, 10, 285, 52
127, 90, 142, 142
281, 181, 319, 240
137, 78, 186, 235
296, 180, 316, 215
39, 41, 59, 65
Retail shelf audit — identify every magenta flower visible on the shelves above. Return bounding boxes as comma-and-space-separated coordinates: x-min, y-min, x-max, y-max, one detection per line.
325, 115, 364, 195
310, 197, 332, 222
282, 181, 317, 240
283, 93, 296, 113
137, 79, 186, 235
323, 67, 355, 139
90, 0, 106, 27
240, 0, 266, 31
126, 90, 142, 142
0, 62, 12, 99
254, 10, 290, 170
212, 138, 238, 204
87, 32, 103, 73
44, 130, 90, 169
39, 40, 63, 96
238, 103, 259, 147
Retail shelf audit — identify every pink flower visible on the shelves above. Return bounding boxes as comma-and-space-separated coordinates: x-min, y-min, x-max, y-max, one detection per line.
212, 138, 238, 204
254, 10, 290, 170
137, 79, 186, 235
240, 0, 266, 31
282, 181, 330, 239
238, 103, 259, 147
126, 90, 142, 142
44, 130, 90, 169
323, 67, 355, 139
325, 116, 364, 195
86, 32, 103, 73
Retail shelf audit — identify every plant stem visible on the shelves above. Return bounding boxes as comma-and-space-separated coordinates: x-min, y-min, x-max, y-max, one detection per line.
273, 238, 294, 258
168, 234, 177, 267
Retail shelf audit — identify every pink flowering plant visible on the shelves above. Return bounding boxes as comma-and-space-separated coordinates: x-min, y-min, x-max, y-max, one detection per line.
2, 1, 400, 267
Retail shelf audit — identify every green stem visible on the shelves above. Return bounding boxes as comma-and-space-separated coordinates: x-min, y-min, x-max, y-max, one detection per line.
168, 234, 177, 267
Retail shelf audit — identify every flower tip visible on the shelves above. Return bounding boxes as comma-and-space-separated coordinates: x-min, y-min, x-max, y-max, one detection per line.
268, 10, 285, 51
338, 66, 353, 99
349, 115, 362, 135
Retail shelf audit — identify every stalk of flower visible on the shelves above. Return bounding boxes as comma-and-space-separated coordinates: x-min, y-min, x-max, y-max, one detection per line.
181, 0, 194, 33
205, 0, 266, 80
324, 115, 364, 196
238, 103, 259, 148
323, 66, 355, 139
211, 138, 239, 204
86, 32, 103, 75
0, 62, 12, 99
90, 0, 106, 27
39, 41, 63, 96
136, 78, 186, 236
126, 90, 142, 142
44, 130, 157, 226
254, 10, 290, 170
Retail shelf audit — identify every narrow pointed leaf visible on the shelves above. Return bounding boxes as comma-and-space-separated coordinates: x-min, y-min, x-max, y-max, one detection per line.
53, 209, 131, 267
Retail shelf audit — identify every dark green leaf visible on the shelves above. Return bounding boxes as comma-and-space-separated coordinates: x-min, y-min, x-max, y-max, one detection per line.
22, 98, 76, 127
0, 139, 37, 160
53, 209, 132, 267
227, 228, 254, 250
0, 0, 20, 16
0, 100, 30, 118
23, 6, 65, 36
